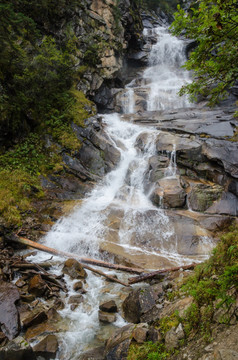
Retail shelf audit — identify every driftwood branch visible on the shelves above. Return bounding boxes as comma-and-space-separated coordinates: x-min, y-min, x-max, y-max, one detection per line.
10, 235, 143, 274
128, 263, 196, 284
9, 235, 130, 287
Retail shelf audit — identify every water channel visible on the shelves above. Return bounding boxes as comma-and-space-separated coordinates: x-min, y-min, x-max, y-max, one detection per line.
31, 25, 214, 358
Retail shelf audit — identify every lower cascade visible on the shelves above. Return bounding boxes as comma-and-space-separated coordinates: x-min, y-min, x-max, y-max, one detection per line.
28, 25, 236, 359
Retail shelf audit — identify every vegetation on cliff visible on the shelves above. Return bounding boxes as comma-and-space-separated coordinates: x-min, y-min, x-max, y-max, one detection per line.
128, 225, 238, 359
171, 0, 238, 104
0, 0, 97, 226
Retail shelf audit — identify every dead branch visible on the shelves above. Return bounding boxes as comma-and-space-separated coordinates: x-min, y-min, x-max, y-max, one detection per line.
128, 263, 196, 284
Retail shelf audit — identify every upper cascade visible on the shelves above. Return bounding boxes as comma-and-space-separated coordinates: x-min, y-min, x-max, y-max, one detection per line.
122, 26, 191, 113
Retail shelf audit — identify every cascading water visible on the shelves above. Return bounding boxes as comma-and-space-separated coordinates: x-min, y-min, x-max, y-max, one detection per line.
144, 27, 191, 111
29, 25, 213, 359
165, 144, 177, 178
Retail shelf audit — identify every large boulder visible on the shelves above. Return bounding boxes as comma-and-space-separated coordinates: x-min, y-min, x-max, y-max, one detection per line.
187, 183, 223, 212
104, 324, 134, 360
0, 281, 20, 340
122, 287, 156, 323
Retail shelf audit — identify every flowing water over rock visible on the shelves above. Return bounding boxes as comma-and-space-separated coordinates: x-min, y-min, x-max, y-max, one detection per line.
29, 25, 237, 358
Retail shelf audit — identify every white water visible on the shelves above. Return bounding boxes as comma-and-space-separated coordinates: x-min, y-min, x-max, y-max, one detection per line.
144, 27, 191, 110
29, 26, 212, 358
165, 144, 177, 178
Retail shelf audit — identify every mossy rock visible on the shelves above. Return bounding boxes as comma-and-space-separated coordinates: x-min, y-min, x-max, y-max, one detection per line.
187, 183, 223, 212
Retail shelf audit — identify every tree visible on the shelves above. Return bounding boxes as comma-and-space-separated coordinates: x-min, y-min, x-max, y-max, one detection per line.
0, 1, 77, 143
170, 0, 238, 104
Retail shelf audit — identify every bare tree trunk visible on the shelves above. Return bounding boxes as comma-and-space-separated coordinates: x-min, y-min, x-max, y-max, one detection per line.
128, 263, 196, 284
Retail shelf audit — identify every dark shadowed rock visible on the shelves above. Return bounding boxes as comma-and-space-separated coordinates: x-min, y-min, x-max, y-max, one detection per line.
33, 334, 58, 360
99, 300, 117, 313
0, 336, 35, 360
140, 305, 160, 324
0, 281, 20, 340
147, 327, 163, 343
122, 287, 156, 323
0, 332, 8, 347
62, 259, 87, 279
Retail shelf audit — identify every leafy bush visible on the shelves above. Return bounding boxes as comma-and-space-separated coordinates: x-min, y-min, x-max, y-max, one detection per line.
170, 0, 238, 104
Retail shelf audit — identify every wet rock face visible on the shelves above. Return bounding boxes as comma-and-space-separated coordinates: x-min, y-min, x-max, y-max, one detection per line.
0, 281, 20, 340
72, 117, 121, 177
122, 287, 156, 323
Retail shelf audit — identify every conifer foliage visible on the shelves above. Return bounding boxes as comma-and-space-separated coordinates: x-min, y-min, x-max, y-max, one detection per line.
0, 0, 77, 144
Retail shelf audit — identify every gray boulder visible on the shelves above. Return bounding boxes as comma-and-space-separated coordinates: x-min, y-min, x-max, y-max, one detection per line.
122, 287, 156, 323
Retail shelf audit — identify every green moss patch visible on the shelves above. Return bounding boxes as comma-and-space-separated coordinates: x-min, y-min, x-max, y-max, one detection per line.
128, 342, 169, 360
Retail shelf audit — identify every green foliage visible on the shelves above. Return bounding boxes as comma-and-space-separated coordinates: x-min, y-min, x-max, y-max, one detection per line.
0, 133, 60, 175
83, 43, 102, 67
180, 226, 238, 338
170, 0, 238, 105
159, 313, 180, 335
128, 342, 169, 360
0, 0, 80, 143
0, 169, 44, 226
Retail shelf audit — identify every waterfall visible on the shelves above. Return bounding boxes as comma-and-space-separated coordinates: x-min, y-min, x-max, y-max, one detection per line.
29, 26, 213, 359
144, 27, 191, 110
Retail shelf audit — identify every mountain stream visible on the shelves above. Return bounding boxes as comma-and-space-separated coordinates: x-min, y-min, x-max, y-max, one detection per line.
30, 26, 215, 359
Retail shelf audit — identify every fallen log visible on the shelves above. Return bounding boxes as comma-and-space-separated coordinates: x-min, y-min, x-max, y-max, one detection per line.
128, 263, 196, 284
10, 235, 144, 274
10, 235, 130, 287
